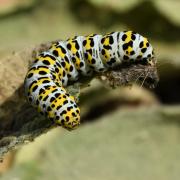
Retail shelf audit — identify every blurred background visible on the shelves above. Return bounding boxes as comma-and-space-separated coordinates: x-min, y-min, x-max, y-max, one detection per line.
0, 0, 180, 179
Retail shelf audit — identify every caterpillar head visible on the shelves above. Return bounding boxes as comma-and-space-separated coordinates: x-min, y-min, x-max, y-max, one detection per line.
55, 100, 80, 131
120, 31, 156, 66
62, 106, 80, 131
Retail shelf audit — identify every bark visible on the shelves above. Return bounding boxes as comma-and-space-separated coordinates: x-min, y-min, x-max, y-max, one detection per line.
0, 42, 159, 161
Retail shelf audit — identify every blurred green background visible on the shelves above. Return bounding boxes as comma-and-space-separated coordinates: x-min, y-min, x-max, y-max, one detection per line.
0, 0, 180, 179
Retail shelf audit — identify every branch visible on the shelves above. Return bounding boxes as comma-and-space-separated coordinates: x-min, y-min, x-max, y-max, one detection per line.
0, 42, 159, 161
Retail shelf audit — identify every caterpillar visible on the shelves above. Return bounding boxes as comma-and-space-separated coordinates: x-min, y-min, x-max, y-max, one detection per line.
24, 31, 155, 131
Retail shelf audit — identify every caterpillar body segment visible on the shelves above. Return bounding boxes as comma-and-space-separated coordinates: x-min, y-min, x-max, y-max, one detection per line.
24, 31, 155, 130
